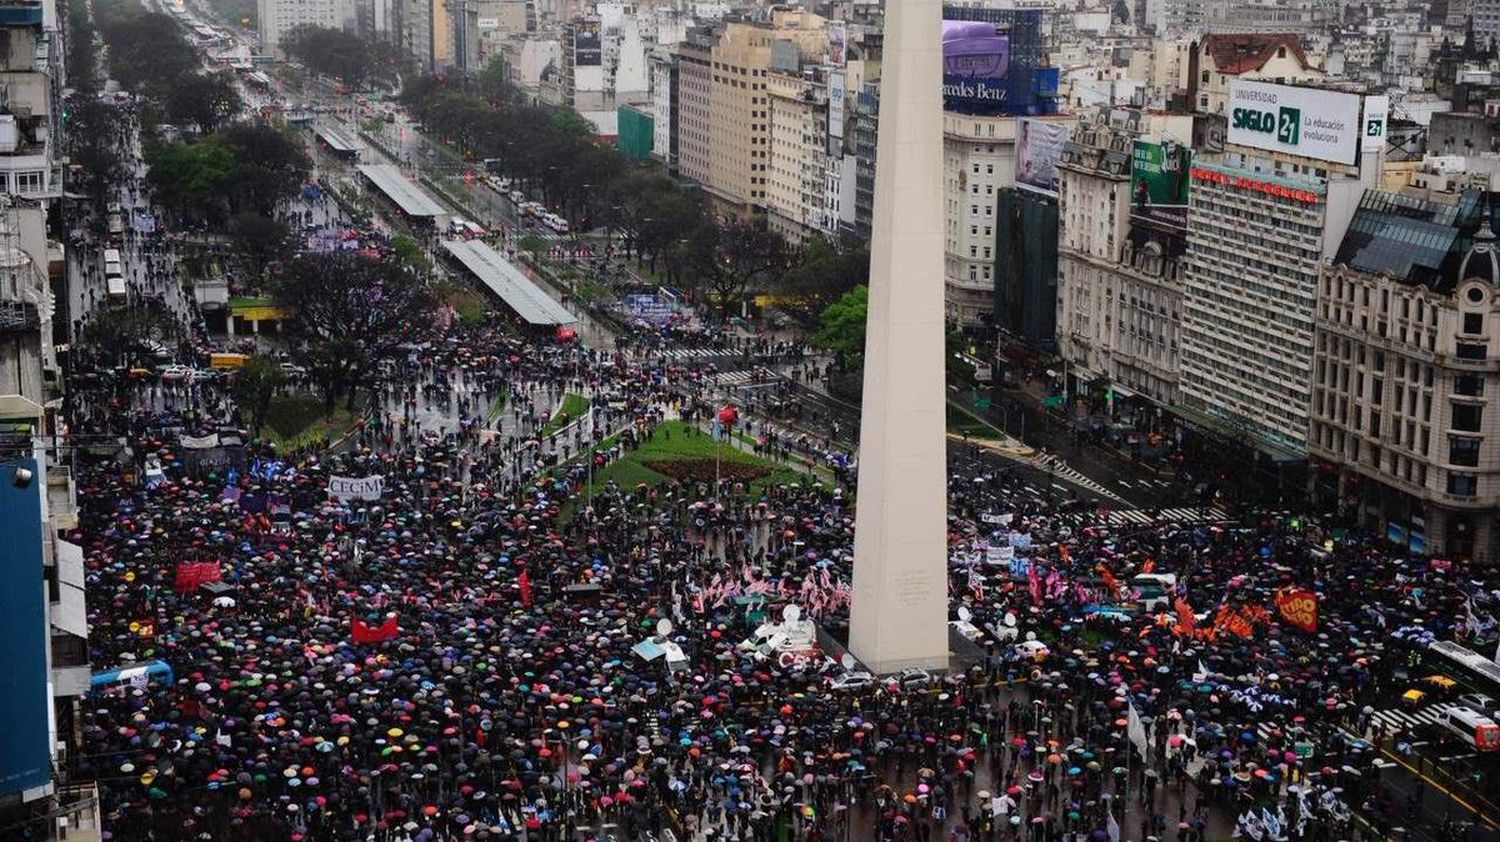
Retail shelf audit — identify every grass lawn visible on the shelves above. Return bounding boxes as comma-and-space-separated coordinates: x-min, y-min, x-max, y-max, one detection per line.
581, 420, 806, 496
440, 282, 488, 326
263, 392, 361, 451
539, 392, 591, 438
947, 401, 1007, 439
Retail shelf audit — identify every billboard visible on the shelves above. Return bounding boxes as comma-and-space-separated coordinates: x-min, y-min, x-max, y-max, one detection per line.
1363, 94, 1389, 154
828, 21, 846, 68
573, 24, 601, 67
827, 71, 846, 151
1014, 118, 1069, 196
0, 459, 51, 800
1130, 140, 1191, 231
1226, 80, 1363, 165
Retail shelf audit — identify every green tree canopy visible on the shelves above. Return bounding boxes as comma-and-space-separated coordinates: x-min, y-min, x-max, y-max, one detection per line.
812, 284, 868, 364
230, 356, 288, 435
145, 138, 236, 224
166, 72, 243, 136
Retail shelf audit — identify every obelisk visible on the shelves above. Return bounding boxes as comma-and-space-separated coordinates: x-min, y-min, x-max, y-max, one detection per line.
847, 0, 949, 674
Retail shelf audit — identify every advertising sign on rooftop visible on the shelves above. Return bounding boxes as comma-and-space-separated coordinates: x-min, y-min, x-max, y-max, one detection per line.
1226, 80, 1362, 165
1130, 140, 1191, 231
942, 20, 1049, 116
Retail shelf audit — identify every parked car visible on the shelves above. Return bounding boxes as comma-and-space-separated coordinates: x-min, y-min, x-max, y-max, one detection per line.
158, 364, 192, 380
828, 671, 877, 692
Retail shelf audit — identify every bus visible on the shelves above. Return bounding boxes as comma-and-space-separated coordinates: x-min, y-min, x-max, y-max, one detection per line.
1427, 640, 1500, 695
103, 248, 125, 303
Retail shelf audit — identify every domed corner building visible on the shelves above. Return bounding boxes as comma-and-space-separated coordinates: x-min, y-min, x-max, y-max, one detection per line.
1310, 187, 1500, 566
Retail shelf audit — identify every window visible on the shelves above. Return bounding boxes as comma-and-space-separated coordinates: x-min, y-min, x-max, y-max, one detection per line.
1449, 436, 1482, 467
1447, 472, 1479, 497
1465, 312, 1485, 335
14, 170, 42, 194
1455, 374, 1484, 397
1457, 342, 1488, 360
1452, 402, 1484, 432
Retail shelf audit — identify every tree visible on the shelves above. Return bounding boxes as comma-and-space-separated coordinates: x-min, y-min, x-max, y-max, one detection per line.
231, 356, 288, 435
81, 305, 180, 365
145, 138, 236, 224
166, 72, 242, 136
812, 285, 867, 368
228, 212, 291, 277
776, 233, 870, 313
389, 236, 431, 273
281, 25, 406, 89
270, 253, 437, 410
218, 121, 312, 215
684, 220, 789, 319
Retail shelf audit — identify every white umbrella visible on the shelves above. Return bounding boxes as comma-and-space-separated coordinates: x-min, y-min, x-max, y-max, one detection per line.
212, 596, 236, 608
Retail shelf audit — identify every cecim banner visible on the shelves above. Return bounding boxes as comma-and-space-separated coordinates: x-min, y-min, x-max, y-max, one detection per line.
1274, 588, 1319, 633
328, 475, 384, 502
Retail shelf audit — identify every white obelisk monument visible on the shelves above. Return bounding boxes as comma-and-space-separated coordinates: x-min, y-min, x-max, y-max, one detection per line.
847, 0, 949, 674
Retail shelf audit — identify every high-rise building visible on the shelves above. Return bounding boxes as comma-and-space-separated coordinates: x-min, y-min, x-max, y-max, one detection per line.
258, 0, 352, 55
1309, 189, 1500, 563
993, 184, 1059, 348
670, 29, 713, 186
1178, 80, 1387, 465
1201, 0, 1338, 35
648, 48, 677, 169
944, 113, 1019, 328
707, 12, 827, 216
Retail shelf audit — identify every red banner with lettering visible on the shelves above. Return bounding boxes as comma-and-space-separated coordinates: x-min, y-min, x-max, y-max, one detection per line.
1274, 588, 1319, 633
174, 561, 223, 592
352, 615, 399, 644
517, 569, 533, 608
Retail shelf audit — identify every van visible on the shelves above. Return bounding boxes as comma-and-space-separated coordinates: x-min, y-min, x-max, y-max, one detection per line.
1438, 706, 1500, 752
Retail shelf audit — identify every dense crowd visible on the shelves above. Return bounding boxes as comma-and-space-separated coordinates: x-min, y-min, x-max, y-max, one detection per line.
67, 307, 1500, 842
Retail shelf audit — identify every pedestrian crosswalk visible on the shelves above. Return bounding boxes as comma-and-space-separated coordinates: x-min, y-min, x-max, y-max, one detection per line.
707, 368, 778, 387
657, 347, 734, 360
1100, 506, 1230, 527
1369, 702, 1460, 735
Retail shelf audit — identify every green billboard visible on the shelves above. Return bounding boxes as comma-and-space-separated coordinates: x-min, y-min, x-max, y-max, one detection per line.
1130, 140, 1191, 231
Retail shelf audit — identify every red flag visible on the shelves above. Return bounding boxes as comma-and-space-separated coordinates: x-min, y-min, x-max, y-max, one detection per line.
1274, 588, 1318, 633
517, 569, 533, 607
352, 615, 399, 644
1141, 558, 1155, 574
1027, 563, 1042, 606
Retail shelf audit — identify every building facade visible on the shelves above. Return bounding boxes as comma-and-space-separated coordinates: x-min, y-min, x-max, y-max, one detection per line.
1310, 190, 1500, 563
671, 29, 713, 188
943, 112, 1018, 329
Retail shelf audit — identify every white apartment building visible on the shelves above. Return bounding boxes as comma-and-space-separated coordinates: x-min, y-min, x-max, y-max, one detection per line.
943, 112, 1019, 329
765, 66, 845, 244
258, 0, 352, 55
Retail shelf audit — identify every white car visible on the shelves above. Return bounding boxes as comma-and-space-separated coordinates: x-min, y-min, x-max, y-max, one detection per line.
889, 667, 933, 688
187, 369, 218, 383
279, 362, 308, 377
1456, 692, 1500, 720
159, 364, 192, 380
828, 671, 878, 692
1012, 640, 1051, 662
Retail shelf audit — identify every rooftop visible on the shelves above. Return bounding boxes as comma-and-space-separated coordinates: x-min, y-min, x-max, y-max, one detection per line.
440, 240, 578, 327
356, 164, 447, 219
1333, 189, 1498, 289
1200, 33, 1311, 75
